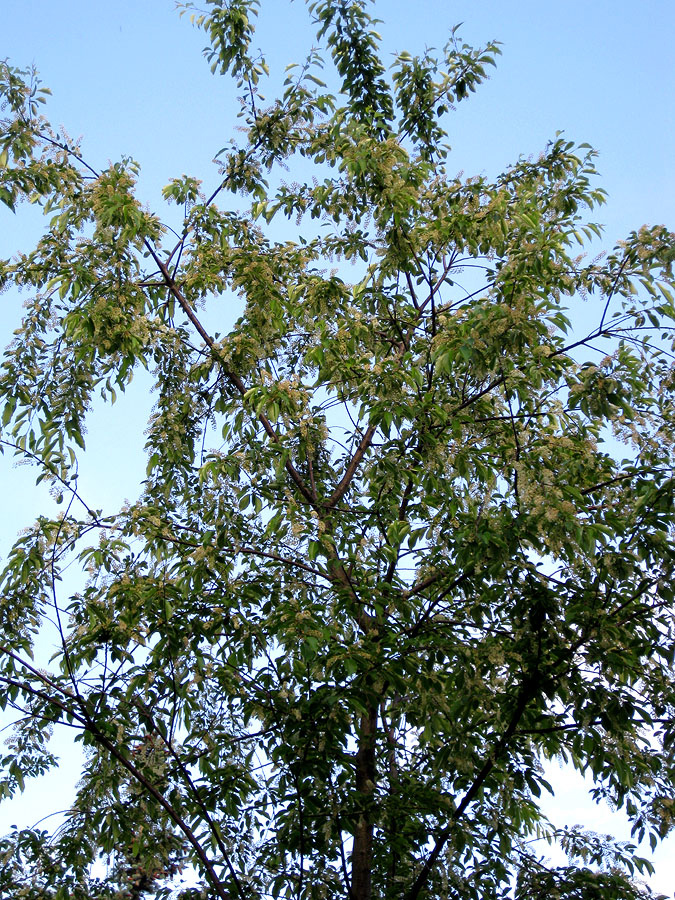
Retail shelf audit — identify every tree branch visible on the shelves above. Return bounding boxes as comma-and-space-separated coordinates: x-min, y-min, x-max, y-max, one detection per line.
403, 681, 536, 900
325, 424, 377, 509
147, 250, 316, 508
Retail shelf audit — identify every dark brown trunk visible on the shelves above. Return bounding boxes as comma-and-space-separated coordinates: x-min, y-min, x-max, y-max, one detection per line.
351, 706, 378, 900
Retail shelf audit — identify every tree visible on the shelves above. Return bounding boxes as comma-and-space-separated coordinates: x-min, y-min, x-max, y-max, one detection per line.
1, 1, 675, 897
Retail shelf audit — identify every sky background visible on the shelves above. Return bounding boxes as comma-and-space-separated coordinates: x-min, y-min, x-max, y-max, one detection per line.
1, 0, 675, 893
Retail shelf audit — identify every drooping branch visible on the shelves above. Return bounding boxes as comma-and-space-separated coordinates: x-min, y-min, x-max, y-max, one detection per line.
0, 646, 245, 900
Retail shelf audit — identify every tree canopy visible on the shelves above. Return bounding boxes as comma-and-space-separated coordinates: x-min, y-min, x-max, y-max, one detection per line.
1, 1, 675, 898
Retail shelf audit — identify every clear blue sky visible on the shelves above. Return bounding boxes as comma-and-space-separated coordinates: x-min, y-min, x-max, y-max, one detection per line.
2, 0, 675, 893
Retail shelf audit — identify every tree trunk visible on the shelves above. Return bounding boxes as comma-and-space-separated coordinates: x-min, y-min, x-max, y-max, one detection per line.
351, 706, 378, 900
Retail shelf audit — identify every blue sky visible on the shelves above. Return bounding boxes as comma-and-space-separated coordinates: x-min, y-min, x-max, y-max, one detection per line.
4, 0, 673, 239
2, 0, 675, 893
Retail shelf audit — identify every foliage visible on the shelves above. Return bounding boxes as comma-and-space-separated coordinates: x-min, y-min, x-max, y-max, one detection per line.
1, 2, 675, 898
